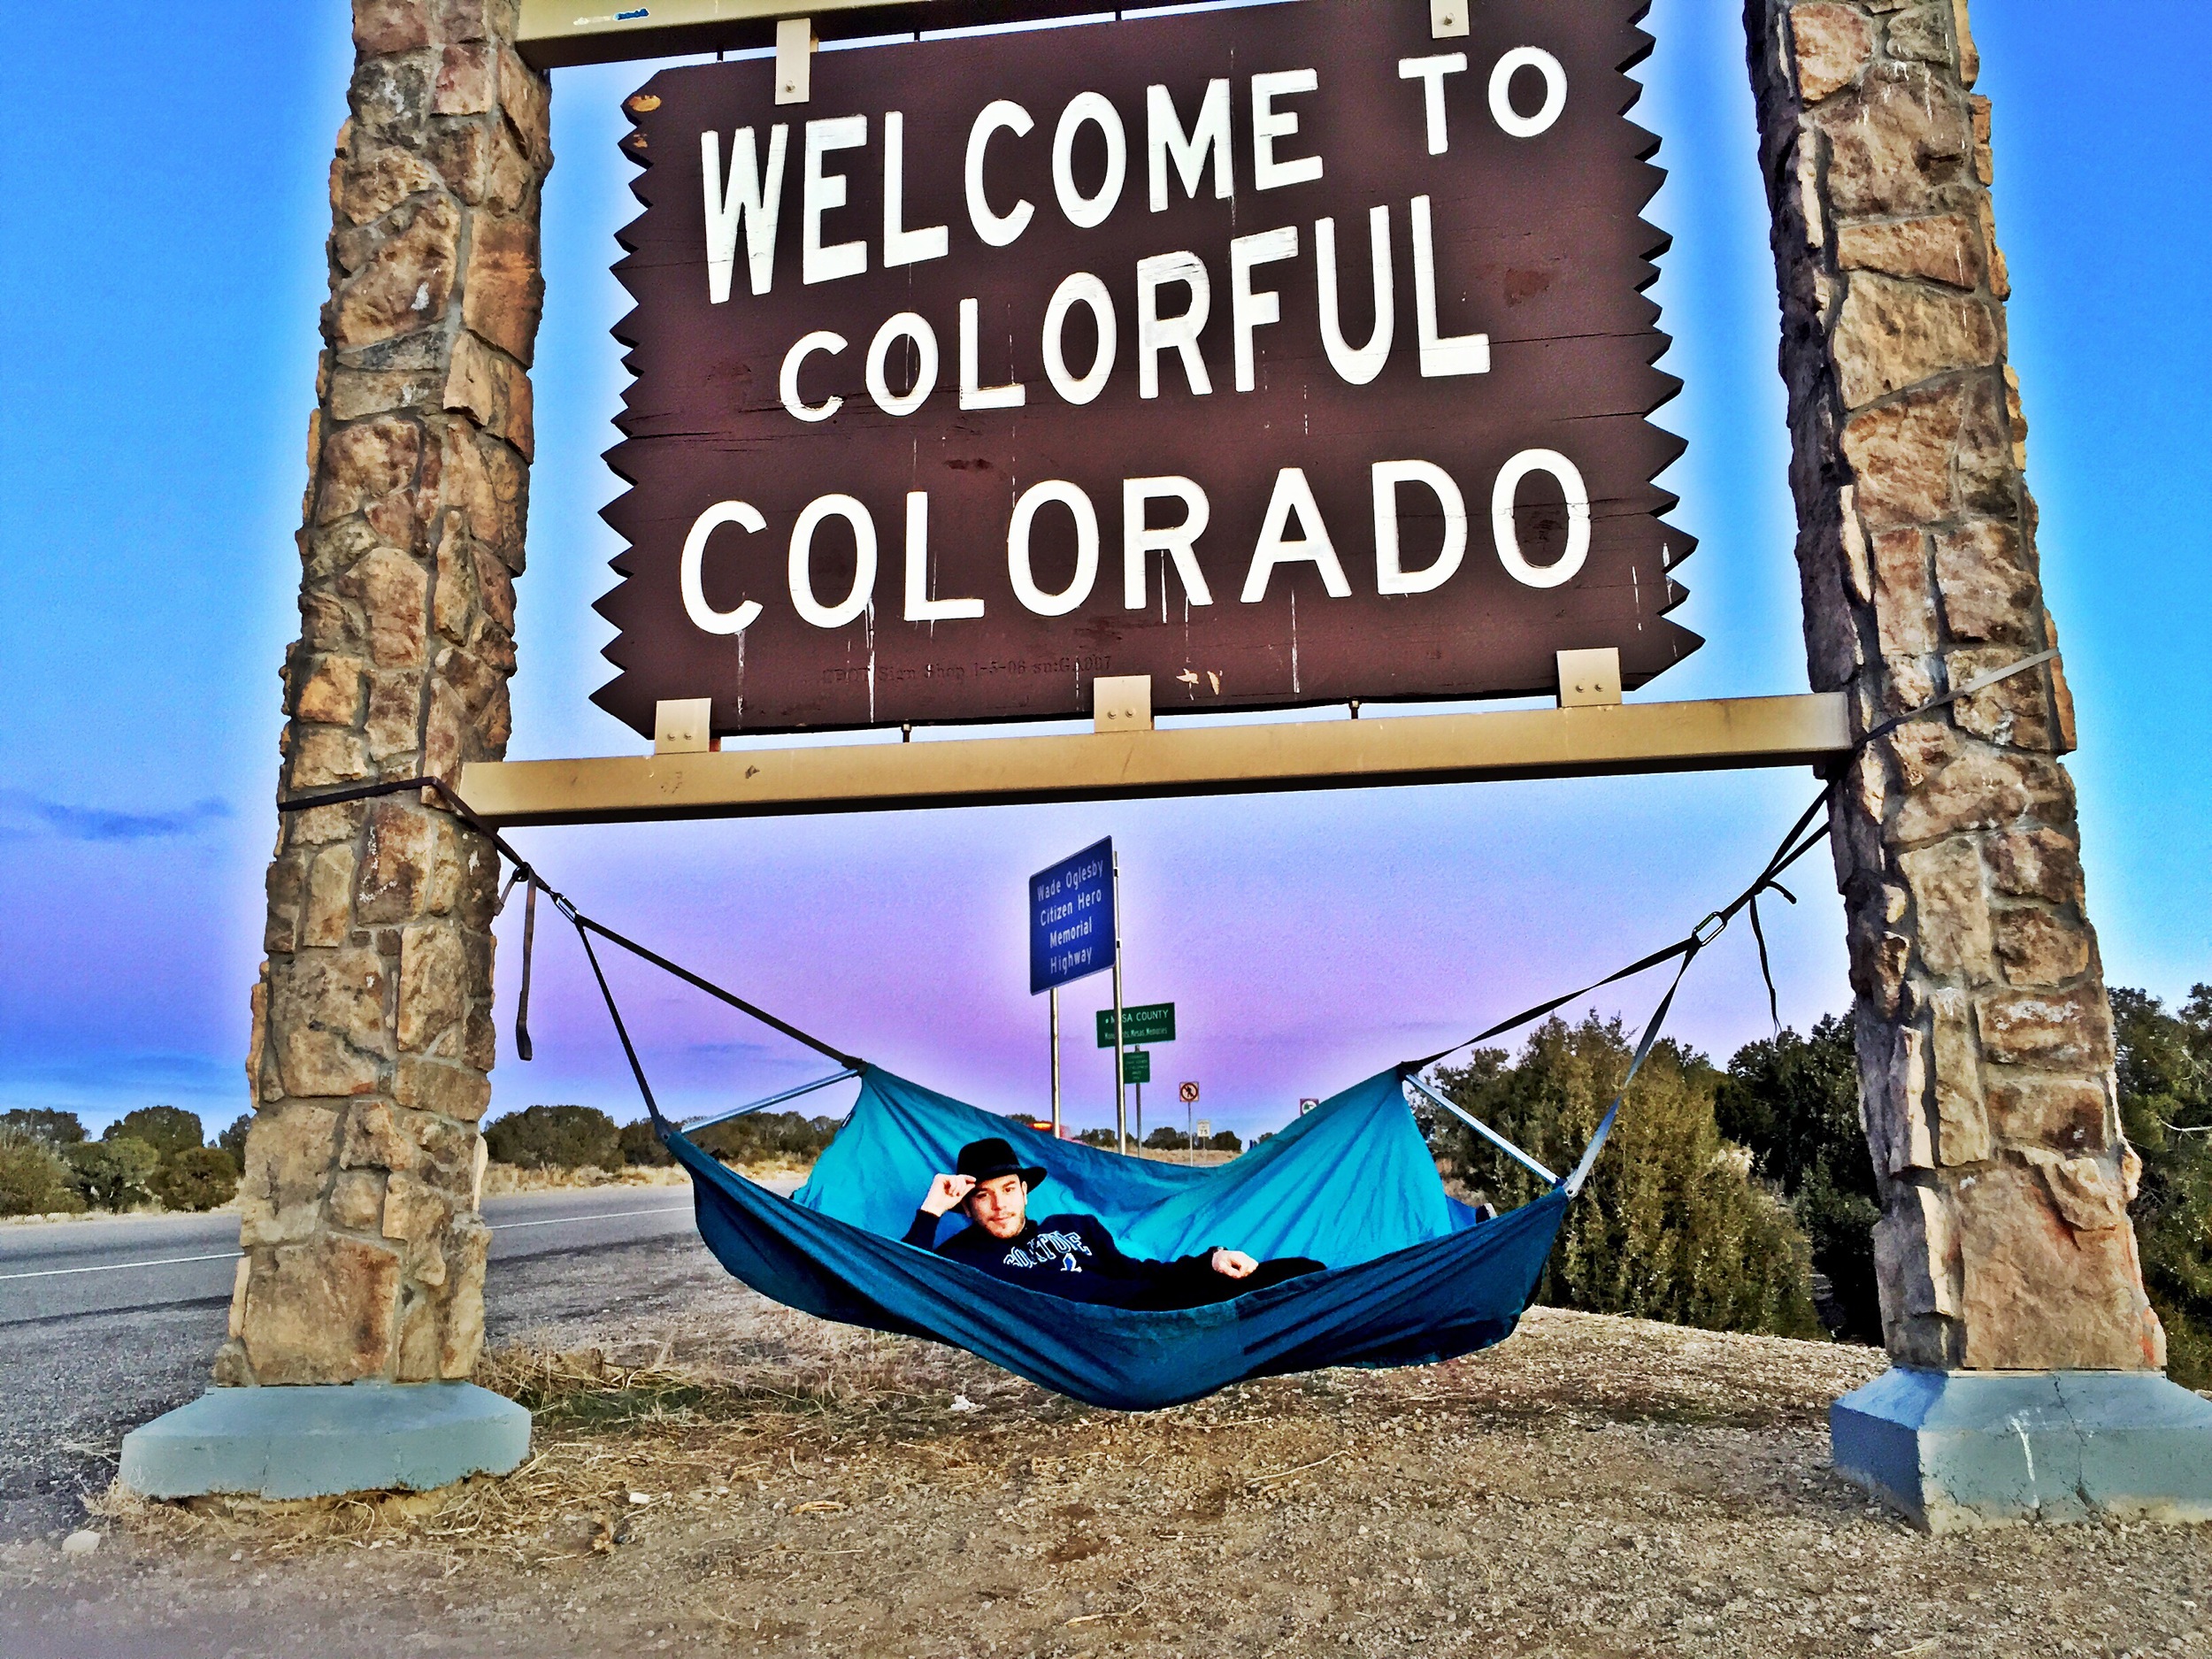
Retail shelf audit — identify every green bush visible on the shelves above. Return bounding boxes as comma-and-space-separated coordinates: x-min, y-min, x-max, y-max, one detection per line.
2113, 984, 2212, 1387
692, 1110, 839, 1166
1432, 1016, 1821, 1340
1077, 1128, 1118, 1148
63, 1137, 162, 1210
0, 1128, 88, 1216
1, 1109, 86, 1146
619, 1118, 672, 1167
1142, 1126, 1189, 1150
218, 1114, 253, 1167
106, 1105, 205, 1160
483, 1104, 623, 1171
1206, 1129, 1242, 1153
147, 1146, 240, 1212
1715, 1016, 1883, 1343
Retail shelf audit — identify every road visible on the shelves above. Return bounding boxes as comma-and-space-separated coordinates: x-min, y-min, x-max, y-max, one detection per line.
0, 1181, 772, 1540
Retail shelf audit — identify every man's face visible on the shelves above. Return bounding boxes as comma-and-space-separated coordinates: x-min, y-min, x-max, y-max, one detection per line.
965, 1173, 1028, 1239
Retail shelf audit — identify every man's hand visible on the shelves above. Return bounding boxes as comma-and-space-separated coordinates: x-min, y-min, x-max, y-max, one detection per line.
921, 1172, 977, 1217
1210, 1248, 1258, 1279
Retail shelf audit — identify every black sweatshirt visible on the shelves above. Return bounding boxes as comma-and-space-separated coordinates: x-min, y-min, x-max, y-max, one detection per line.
902, 1209, 1227, 1308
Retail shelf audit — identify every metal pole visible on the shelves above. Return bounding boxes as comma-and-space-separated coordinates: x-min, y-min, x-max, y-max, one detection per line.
1049, 985, 1061, 1136
1134, 1071, 1143, 1145
1111, 849, 1126, 1156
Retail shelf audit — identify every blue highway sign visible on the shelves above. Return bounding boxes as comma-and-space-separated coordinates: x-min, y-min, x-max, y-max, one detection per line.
1030, 838, 1115, 995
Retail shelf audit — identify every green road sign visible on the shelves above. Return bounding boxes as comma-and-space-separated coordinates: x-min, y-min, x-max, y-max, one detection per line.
1098, 1003, 1175, 1047
1122, 1049, 1152, 1084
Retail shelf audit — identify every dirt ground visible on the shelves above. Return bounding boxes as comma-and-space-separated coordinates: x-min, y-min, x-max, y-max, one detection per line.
4, 1286, 2208, 1659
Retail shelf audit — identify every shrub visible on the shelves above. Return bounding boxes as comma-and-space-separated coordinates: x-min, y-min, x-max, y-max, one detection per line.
2113, 984, 2212, 1387
1432, 1016, 1821, 1339
63, 1137, 162, 1210
1714, 1016, 1882, 1343
692, 1110, 839, 1166
0, 1127, 87, 1216
1, 1109, 86, 1146
483, 1104, 623, 1171
106, 1106, 205, 1160
1076, 1128, 1119, 1148
147, 1147, 240, 1212
1206, 1129, 1242, 1153
619, 1118, 672, 1167
1142, 1126, 1189, 1151
218, 1114, 253, 1167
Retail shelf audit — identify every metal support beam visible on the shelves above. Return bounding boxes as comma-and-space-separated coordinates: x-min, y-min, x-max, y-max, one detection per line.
457, 693, 1851, 827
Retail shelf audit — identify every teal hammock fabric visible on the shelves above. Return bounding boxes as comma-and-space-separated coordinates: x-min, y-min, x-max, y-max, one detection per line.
662, 1065, 1569, 1410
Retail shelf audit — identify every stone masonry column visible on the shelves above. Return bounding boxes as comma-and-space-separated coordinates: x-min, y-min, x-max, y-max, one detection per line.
1745, 0, 2212, 1525
219, 0, 549, 1394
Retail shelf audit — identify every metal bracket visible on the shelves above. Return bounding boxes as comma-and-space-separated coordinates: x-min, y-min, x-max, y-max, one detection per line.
1555, 648, 1623, 709
1430, 0, 1470, 39
775, 17, 814, 104
1093, 674, 1154, 733
654, 698, 716, 755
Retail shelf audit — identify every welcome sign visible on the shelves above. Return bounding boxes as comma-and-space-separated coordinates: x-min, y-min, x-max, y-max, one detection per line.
595, 0, 1696, 737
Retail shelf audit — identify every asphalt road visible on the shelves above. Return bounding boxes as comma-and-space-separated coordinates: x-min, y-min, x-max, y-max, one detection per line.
0, 1183, 756, 1540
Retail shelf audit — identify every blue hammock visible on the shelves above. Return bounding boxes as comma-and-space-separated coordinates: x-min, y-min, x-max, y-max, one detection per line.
661, 1065, 1571, 1411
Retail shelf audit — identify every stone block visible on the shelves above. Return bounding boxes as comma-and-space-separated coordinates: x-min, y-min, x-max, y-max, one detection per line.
1842, 383, 1960, 529
1832, 1369, 2212, 1531
1874, 1185, 1959, 1363
288, 726, 372, 790
1955, 1161, 2157, 1371
265, 855, 304, 956
1884, 4, 1955, 67
350, 53, 435, 141
497, 43, 551, 165
1953, 373, 2016, 517
432, 41, 496, 116
353, 0, 430, 56
398, 922, 469, 1052
1927, 988, 1989, 1165
341, 1099, 419, 1173
303, 845, 357, 949
293, 653, 368, 726
119, 1381, 528, 1500
1987, 827, 2081, 905
237, 1235, 403, 1385
1947, 644, 2055, 751
337, 546, 431, 668
333, 142, 442, 227
357, 800, 459, 923
1789, 4, 1871, 103
1992, 906, 2088, 987
1932, 519, 2033, 643
1837, 214, 1983, 290
316, 418, 420, 526
394, 1056, 491, 1121
331, 195, 461, 349
1987, 1078, 2106, 1155
364, 673, 424, 761
2020, 1148, 2127, 1232
1869, 528, 1935, 659
396, 1290, 443, 1381
1816, 64, 1972, 220
440, 1217, 492, 1377
442, 332, 534, 457
1977, 984, 2113, 1069
239, 1104, 342, 1247
327, 366, 445, 422
461, 213, 543, 365
1898, 839, 1991, 980
328, 1169, 386, 1232
382, 1170, 453, 1243
1832, 273, 2000, 410
1889, 749, 2062, 847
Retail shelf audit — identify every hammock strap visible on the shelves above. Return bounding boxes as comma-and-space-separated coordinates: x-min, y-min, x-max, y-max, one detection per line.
273, 773, 864, 1073
1401, 1073, 1558, 1186
680, 1068, 863, 1133
564, 898, 667, 1129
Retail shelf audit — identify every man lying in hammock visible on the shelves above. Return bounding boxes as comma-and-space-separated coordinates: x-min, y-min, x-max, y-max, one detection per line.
902, 1137, 1322, 1309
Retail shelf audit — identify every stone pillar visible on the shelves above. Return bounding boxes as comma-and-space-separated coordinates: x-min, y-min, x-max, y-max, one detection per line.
1746, 0, 2212, 1526
219, 0, 549, 1393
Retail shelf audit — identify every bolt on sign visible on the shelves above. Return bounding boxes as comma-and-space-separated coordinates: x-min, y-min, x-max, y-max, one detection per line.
596, 0, 1694, 739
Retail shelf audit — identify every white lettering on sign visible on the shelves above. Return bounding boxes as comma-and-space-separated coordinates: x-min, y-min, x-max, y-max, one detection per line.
1147, 79, 1233, 210
680, 502, 767, 634
1053, 91, 1128, 228
1492, 449, 1590, 588
788, 495, 877, 627
802, 116, 868, 285
701, 125, 787, 302
1008, 481, 1101, 617
1489, 47, 1569, 140
881, 111, 949, 267
965, 100, 1034, 248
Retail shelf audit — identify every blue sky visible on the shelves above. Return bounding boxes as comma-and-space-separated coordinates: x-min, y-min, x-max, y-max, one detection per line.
2, 2, 2205, 1140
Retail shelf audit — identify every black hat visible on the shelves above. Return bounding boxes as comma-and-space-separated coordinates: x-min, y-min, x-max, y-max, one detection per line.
956, 1137, 1048, 1191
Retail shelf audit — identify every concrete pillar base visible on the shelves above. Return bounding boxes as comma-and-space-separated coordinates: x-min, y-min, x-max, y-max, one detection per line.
1832, 1367, 2212, 1531
119, 1382, 529, 1500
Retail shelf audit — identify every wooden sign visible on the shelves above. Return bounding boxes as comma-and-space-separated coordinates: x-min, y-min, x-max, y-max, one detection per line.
596, 0, 1696, 737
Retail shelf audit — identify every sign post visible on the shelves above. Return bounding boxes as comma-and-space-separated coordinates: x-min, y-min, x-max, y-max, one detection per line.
1030, 838, 1116, 1139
